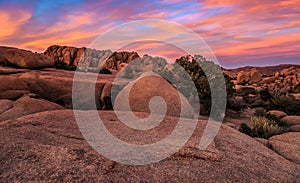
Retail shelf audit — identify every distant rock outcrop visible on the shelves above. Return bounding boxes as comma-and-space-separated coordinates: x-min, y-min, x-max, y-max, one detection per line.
237, 71, 248, 84
249, 68, 262, 83
44, 45, 139, 71
0, 46, 54, 69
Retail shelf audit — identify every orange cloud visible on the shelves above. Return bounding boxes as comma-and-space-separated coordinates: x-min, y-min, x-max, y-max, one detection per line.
0, 9, 31, 38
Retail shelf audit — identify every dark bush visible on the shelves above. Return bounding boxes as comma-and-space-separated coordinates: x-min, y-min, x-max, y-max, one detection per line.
239, 123, 254, 137
267, 94, 300, 115
99, 68, 112, 74
54, 60, 76, 71
259, 89, 273, 101
264, 113, 285, 127
227, 97, 247, 111
175, 55, 234, 116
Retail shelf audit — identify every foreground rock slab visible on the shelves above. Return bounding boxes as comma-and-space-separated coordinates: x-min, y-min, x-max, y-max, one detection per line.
269, 132, 300, 164
0, 110, 299, 182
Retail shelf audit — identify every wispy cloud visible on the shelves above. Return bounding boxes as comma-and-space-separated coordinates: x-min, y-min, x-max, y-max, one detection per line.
0, 0, 299, 68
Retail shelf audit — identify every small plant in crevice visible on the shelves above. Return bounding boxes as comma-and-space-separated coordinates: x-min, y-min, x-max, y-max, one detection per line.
251, 116, 283, 139
239, 116, 284, 139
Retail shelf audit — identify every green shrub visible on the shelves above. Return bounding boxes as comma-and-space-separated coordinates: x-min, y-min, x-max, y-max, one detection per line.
251, 116, 282, 139
175, 55, 234, 116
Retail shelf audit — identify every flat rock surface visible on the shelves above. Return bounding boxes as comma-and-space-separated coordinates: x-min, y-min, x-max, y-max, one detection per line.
0, 110, 299, 182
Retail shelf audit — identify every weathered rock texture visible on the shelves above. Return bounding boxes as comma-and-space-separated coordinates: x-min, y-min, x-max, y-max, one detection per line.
0, 66, 116, 110
44, 45, 139, 71
0, 110, 299, 182
269, 132, 300, 164
0, 96, 64, 122
0, 46, 54, 69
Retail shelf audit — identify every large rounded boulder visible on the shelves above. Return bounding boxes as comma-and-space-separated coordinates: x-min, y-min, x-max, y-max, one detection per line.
114, 73, 195, 118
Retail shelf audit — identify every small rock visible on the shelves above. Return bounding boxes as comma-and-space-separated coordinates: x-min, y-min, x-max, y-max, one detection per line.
267, 110, 287, 119
263, 77, 276, 84
281, 116, 300, 126
289, 125, 300, 132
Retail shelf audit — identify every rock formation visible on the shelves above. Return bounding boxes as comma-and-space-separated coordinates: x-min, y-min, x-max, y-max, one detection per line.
0, 46, 53, 69
44, 45, 139, 71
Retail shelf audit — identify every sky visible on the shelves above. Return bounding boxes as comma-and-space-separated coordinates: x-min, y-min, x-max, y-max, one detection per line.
0, 0, 299, 68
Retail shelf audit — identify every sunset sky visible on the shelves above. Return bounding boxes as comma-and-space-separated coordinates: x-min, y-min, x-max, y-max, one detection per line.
0, 0, 299, 68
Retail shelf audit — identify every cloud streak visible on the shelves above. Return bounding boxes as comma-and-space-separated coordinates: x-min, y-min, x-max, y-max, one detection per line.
0, 0, 299, 68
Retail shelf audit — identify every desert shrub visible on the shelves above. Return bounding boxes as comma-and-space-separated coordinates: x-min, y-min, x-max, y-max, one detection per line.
175, 55, 234, 116
227, 97, 247, 111
54, 60, 76, 71
251, 116, 282, 139
267, 94, 300, 115
239, 116, 283, 139
238, 87, 256, 96
264, 113, 285, 127
259, 89, 273, 101
239, 123, 254, 137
